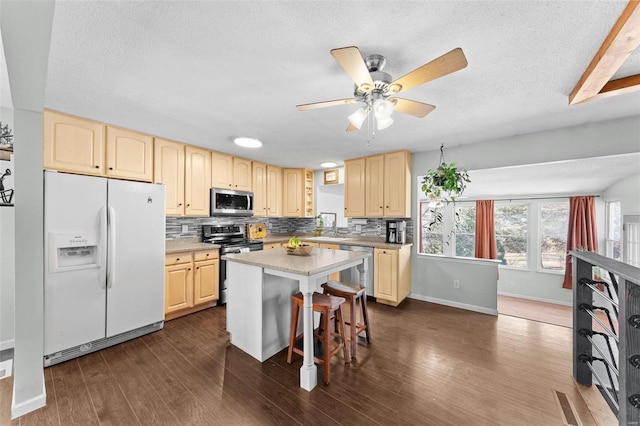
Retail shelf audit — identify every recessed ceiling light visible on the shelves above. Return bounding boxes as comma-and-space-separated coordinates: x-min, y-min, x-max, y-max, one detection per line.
321, 162, 337, 168
234, 137, 262, 148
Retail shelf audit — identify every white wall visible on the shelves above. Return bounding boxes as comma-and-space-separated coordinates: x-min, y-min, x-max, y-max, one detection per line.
0, 206, 14, 350
602, 173, 640, 216
411, 116, 639, 309
1, 0, 55, 418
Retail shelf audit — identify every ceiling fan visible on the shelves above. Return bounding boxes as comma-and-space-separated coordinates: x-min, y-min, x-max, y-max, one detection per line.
296, 46, 468, 131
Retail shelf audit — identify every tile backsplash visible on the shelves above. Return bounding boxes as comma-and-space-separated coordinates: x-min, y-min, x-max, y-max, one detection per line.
166, 216, 413, 241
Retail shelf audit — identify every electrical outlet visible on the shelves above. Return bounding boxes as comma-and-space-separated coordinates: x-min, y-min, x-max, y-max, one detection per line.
453, 280, 460, 288
181, 225, 189, 233
376, 225, 381, 232
355, 224, 362, 232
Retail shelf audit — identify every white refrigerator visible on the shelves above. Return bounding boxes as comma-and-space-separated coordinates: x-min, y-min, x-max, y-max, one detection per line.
44, 171, 165, 365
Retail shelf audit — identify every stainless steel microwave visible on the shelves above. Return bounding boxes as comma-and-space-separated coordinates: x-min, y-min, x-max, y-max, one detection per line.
210, 188, 254, 216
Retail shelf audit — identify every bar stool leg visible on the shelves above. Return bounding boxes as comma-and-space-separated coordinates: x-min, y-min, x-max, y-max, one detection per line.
287, 298, 299, 364
336, 305, 349, 362
322, 307, 331, 384
349, 296, 357, 358
361, 295, 371, 343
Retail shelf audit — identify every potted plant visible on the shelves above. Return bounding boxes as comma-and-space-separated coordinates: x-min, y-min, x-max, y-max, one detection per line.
421, 144, 470, 233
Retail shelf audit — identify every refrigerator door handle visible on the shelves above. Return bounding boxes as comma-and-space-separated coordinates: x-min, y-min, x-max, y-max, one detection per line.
100, 206, 108, 289
107, 206, 116, 288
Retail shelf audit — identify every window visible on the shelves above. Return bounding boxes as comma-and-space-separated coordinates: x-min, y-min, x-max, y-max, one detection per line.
495, 204, 528, 268
539, 202, 569, 271
455, 204, 476, 257
606, 201, 621, 261
420, 202, 443, 255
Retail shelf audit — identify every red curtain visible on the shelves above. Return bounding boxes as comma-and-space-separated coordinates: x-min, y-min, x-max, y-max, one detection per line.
475, 200, 496, 259
562, 196, 598, 289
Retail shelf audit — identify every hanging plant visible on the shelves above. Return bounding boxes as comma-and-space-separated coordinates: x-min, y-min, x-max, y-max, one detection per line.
421, 144, 471, 234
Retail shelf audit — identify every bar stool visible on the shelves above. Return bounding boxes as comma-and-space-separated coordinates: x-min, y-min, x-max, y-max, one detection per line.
287, 292, 349, 385
321, 280, 371, 359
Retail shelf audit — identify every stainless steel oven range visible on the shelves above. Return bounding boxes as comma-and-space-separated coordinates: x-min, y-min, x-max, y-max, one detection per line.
203, 224, 263, 304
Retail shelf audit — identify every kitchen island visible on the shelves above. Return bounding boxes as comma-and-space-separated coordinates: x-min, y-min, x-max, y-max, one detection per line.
222, 247, 370, 391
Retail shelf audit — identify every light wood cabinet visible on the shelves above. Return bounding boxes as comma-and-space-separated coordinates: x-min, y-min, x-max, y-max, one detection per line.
365, 154, 384, 217
383, 150, 411, 218
105, 126, 153, 182
283, 168, 314, 217
266, 165, 282, 217
344, 158, 366, 217
164, 252, 193, 314
211, 152, 252, 191
252, 162, 268, 216
165, 249, 219, 320
184, 146, 211, 217
374, 245, 411, 307
263, 242, 284, 250
345, 150, 411, 218
43, 110, 105, 176
154, 138, 185, 216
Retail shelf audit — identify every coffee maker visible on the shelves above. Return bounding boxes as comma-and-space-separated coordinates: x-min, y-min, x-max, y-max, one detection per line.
386, 220, 407, 244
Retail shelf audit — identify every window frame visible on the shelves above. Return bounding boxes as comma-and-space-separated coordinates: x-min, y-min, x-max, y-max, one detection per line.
494, 201, 530, 270
536, 200, 569, 275
605, 200, 622, 261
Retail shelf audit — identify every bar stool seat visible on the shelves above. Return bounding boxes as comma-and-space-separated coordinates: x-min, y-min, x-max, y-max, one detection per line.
321, 280, 371, 359
287, 292, 349, 385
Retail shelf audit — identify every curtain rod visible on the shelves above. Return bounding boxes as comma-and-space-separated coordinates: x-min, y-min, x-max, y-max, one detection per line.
462, 195, 601, 202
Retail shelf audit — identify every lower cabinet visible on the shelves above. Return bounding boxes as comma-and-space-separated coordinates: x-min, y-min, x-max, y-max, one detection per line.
165, 249, 219, 320
374, 245, 411, 307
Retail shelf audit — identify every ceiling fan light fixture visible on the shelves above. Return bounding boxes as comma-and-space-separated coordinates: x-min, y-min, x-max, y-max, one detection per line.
373, 99, 394, 120
233, 137, 263, 148
376, 116, 393, 130
348, 107, 369, 129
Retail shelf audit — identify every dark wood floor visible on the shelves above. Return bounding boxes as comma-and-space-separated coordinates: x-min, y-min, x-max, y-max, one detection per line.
1, 298, 603, 425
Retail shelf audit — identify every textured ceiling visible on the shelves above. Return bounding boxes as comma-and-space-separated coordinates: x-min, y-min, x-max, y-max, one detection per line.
1, 1, 639, 191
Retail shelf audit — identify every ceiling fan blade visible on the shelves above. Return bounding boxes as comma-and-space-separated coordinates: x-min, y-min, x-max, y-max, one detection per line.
390, 98, 436, 118
388, 48, 468, 94
296, 98, 358, 111
346, 123, 358, 131
330, 46, 375, 93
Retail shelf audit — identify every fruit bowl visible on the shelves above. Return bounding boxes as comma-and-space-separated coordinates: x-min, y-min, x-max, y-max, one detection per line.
284, 244, 313, 256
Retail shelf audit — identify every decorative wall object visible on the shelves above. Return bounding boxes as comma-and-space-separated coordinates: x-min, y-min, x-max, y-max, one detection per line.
0, 122, 13, 161
323, 169, 338, 184
0, 168, 13, 204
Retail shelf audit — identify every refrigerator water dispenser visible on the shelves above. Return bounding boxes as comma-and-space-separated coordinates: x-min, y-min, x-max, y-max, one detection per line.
48, 232, 98, 273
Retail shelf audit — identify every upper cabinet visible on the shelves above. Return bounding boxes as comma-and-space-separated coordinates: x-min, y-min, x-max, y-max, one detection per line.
344, 150, 411, 218
344, 158, 366, 218
106, 126, 153, 182
44, 110, 105, 176
154, 138, 185, 216
283, 168, 314, 218
252, 162, 268, 216
44, 110, 153, 183
266, 165, 282, 217
211, 151, 252, 192
185, 146, 211, 217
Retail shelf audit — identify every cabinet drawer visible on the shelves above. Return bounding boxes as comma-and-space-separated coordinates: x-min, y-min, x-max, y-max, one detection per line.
194, 249, 219, 261
264, 242, 284, 249
165, 252, 193, 266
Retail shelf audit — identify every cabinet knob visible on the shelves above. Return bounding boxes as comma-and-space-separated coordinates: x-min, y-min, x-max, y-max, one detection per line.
206, 253, 209, 257
176, 258, 180, 261
188, 268, 191, 271
178, 203, 182, 206
109, 167, 113, 170
187, 204, 190, 207
196, 266, 199, 270
94, 166, 99, 169
229, 184, 232, 187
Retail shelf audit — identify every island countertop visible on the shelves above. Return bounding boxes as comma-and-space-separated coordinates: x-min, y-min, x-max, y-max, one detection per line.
222, 247, 370, 276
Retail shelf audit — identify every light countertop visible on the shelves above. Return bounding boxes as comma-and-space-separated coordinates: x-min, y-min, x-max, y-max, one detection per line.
222, 246, 370, 276
261, 234, 413, 250
165, 238, 220, 254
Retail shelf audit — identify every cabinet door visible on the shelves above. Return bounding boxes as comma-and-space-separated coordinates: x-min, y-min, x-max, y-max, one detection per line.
365, 155, 384, 217
282, 168, 302, 217
266, 165, 282, 217
319, 243, 341, 281
303, 168, 314, 217
252, 162, 268, 216
194, 259, 219, 305
344, 158, 366, 217
384, 151, 411, 217
154, 138, 185, 216
211, 151, 233, 189
374, 248, 398, 302
233, 158, 252, 192
43, 110, 105, 176
185, 146, 211, 216
165, 263, 193, 314
106, 126, 153, 182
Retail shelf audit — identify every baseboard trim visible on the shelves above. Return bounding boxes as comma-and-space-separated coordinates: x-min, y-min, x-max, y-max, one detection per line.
12, 372, 46, 419
0, 339, 15, 351
408, 293, 498, 316
498, 291, 572, 306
